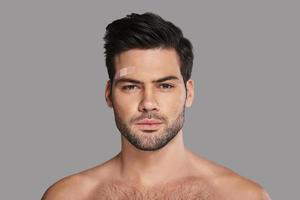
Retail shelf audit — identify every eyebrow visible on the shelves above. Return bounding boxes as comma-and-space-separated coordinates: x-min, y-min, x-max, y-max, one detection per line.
114, 75, 180, 86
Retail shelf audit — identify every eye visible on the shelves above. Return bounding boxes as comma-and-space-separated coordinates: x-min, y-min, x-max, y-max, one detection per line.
121, 85, 139, 91
159, 83, 174, 90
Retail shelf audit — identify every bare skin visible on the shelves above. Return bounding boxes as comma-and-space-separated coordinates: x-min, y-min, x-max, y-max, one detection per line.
41, 149, 270, 200
42, 49, 271, 200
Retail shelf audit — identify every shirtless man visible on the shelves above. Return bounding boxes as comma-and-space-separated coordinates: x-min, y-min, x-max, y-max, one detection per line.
42, 12, 271, 200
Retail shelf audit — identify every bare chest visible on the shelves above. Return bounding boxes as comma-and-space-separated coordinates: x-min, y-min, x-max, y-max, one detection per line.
89, 178, 218, 200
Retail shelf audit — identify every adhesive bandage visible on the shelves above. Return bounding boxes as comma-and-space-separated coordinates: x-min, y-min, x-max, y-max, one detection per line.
114, 67, 136, 79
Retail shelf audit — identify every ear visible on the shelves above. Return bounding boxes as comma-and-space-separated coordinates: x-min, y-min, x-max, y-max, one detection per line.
105, 80, 113, 108
185, 79, 194, 107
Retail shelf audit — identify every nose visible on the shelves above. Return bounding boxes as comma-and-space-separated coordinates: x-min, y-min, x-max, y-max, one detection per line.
138, 87, 159, 113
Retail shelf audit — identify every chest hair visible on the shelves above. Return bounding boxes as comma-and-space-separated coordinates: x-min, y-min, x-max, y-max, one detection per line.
90, 177, 218, 200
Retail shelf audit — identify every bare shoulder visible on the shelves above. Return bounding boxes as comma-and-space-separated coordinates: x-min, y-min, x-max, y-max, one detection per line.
41, 157, 119, 200
41, 173, 95, 200
212, 172, 271, 200
189, 152, 271, 200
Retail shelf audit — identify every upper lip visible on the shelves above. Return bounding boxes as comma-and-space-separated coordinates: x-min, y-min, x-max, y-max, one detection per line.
135, 119, 162, 124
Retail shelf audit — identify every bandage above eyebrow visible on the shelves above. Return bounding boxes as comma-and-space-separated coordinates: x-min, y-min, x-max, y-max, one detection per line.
114, 66, 137, 79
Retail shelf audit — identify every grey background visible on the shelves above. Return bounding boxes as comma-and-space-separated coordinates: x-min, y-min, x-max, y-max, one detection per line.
0, 0, 299, 199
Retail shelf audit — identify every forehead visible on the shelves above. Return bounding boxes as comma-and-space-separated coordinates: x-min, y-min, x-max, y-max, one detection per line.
114, 48, 182, 81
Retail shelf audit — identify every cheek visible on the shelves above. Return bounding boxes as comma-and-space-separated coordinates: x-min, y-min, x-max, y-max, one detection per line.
112, 93, 139, 116
158, 90, 186, 113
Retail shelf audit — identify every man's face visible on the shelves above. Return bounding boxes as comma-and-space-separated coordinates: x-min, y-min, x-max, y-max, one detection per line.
105, 48, 194, 151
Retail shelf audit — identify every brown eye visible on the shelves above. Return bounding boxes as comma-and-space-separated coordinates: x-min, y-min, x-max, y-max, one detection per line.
122, 85, 139, 91
160, 83, 174, 90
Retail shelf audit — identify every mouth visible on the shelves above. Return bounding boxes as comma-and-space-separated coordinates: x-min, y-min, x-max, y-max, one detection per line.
135, 119, 163, 131
135, 123, 162, 130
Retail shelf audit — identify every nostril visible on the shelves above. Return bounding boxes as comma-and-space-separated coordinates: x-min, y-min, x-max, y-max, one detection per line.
139, 103, 159, 113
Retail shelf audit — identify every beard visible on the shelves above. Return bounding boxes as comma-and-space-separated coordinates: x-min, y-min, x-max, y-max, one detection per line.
113, 106, 186, 151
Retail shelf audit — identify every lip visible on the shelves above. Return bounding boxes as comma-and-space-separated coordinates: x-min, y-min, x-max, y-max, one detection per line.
135, 119, 163, 130
136, 119, 162, 124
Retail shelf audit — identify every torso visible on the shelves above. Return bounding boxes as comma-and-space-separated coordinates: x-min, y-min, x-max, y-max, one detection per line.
43, 153, 264, 200
87, 176, 219, 200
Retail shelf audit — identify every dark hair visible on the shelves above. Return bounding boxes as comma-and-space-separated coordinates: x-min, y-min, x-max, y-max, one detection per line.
104, 12, 193, 84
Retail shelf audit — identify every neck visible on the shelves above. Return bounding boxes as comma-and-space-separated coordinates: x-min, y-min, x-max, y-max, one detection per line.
116, 130, 192, 186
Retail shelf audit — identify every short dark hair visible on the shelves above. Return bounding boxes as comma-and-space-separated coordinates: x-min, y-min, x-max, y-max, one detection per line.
104, 12, 194, 84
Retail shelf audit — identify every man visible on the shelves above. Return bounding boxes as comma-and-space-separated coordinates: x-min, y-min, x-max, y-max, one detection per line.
42, 12, 271, 199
